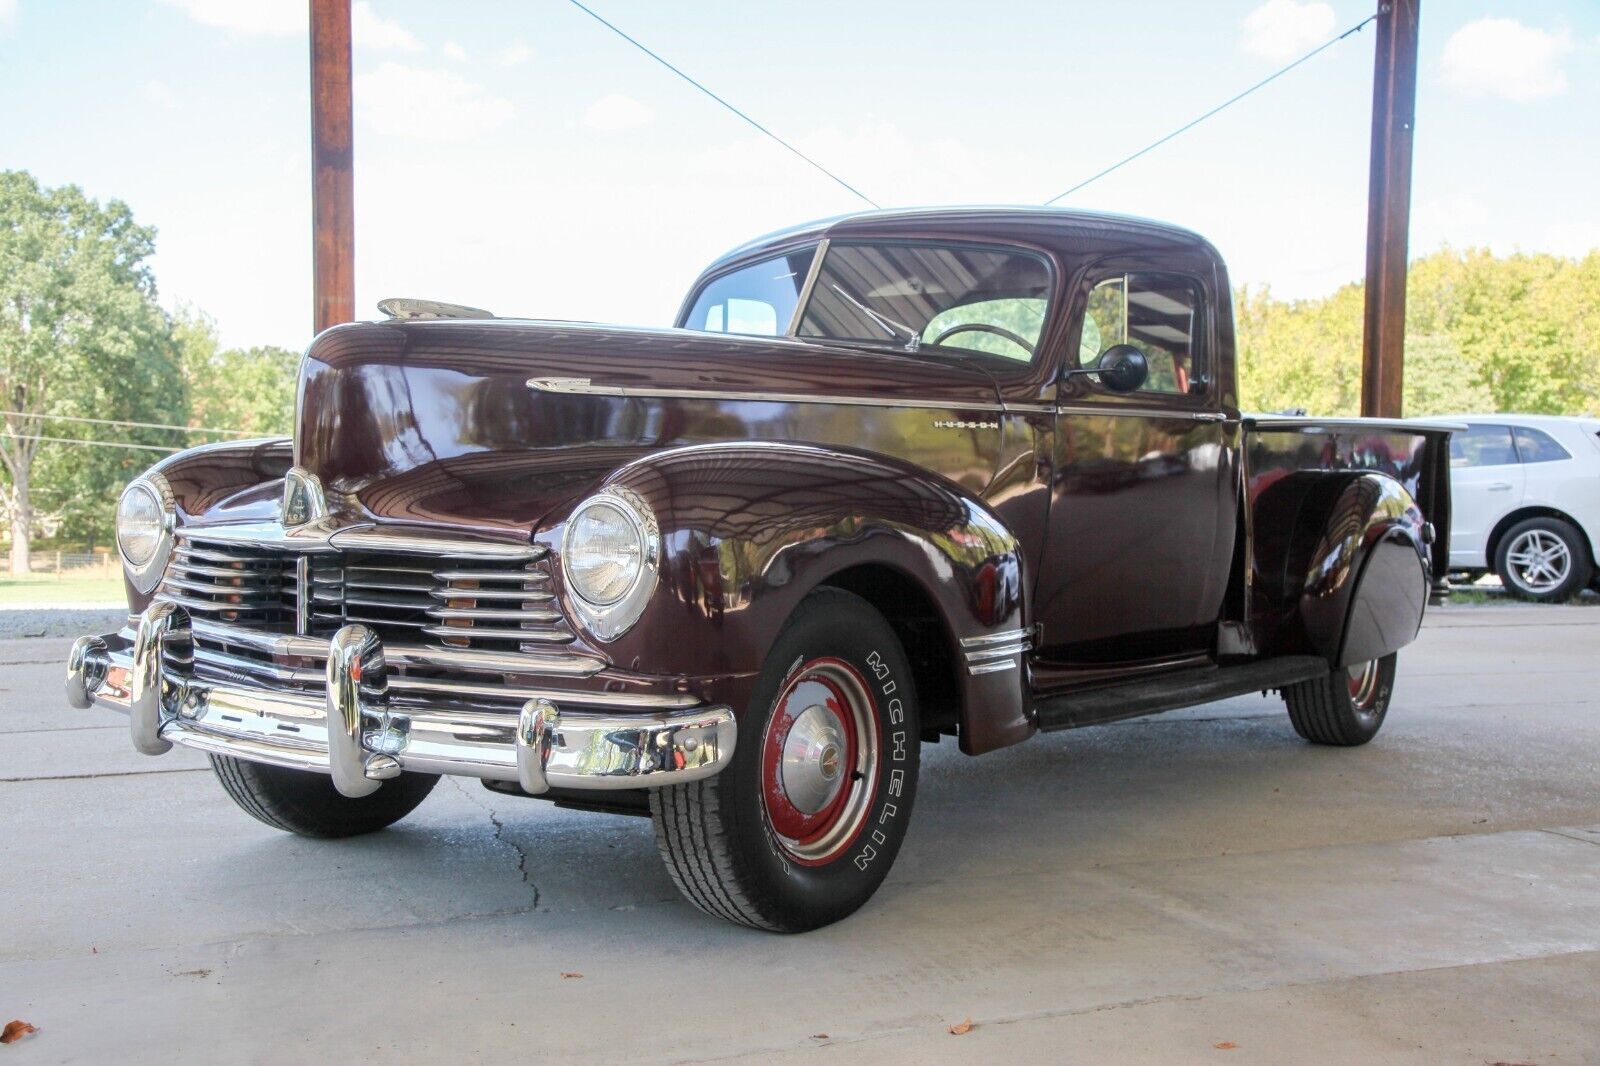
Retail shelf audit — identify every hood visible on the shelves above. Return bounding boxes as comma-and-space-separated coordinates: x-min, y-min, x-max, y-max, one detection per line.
295, 319, 1002, 535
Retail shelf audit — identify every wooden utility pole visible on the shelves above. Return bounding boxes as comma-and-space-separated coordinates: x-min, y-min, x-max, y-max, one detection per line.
310, 0, 354, 334
1360, 0, 1421, 418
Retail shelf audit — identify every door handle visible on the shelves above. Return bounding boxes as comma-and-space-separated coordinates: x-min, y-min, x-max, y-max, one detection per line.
1488, 482, 1513, 491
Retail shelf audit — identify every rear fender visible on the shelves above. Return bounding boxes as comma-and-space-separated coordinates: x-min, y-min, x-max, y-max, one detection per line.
560, 442, 1033, 754
1298, 473, 1430, 666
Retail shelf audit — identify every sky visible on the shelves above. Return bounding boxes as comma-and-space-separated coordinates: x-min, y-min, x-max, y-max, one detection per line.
2, 0, 1597, 351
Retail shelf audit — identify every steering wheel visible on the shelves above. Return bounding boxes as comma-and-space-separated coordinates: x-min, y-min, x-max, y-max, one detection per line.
929, 323, 1036, 356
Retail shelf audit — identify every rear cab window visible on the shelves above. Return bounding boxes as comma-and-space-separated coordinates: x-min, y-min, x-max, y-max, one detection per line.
1451, 424, 1519, 467
1512, 425, 1572, 463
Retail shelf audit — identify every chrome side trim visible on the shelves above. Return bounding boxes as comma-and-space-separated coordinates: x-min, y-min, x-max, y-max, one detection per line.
386, 675, 701, 709
960, 628, 1033, 676
960, 628, 1029, 647
527, 376, 1009, 414
1054, 402, 1230, 421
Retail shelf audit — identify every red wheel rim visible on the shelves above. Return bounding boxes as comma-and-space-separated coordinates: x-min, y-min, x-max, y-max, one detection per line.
759, 657, 880, 866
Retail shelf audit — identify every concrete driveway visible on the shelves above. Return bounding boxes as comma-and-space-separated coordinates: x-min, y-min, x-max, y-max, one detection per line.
3, 605, 1598, 1064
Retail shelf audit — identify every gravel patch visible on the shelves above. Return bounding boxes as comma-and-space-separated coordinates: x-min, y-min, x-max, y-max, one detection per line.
0, 606, 128, 640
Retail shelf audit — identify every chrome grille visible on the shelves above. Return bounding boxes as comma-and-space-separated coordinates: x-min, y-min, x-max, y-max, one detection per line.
307, 553, 573, 650
157, 532, 593, 706
160, 542, 297, 630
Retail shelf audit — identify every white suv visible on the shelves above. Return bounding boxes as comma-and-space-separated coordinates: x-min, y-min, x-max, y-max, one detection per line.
1445, 414, 1600, 602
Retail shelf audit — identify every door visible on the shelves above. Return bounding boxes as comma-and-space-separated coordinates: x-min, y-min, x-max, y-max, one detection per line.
1033, 270, 1237, 676
1448, 423, 1525, 568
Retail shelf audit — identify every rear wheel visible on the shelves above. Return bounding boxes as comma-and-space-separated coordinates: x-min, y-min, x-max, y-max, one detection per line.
210, 755, 439, 838
1495, 517, 1592, 603
650, 587, 921, 932
1282, 653, 1397, 746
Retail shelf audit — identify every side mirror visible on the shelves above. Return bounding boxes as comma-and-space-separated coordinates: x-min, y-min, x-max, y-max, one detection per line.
1096, 344, 1148, 393
1062, 343, 1148, 394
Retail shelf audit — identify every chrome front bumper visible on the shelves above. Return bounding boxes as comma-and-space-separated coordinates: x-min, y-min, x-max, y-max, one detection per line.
65, 602, 736, 798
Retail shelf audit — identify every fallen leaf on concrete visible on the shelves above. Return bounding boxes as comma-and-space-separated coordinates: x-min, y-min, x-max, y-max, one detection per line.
811, 1034, 829, 1040
1215, 1042, 1237, 1050
560, 972, 583, 979
172, 969, 212, 979
1, 1021, 38, 1044
948, 1019, 973, 1035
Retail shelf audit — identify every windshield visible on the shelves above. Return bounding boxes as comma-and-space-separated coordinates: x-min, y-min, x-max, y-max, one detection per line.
797, 243, 1051, 364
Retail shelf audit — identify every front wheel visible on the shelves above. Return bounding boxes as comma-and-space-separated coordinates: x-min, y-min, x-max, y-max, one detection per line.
1282, 653, 1397, 746
210, 754, 439, 838
651, 587, 921, 932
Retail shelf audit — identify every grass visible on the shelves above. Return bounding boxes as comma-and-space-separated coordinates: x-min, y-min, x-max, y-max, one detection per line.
0, 573, 125, 605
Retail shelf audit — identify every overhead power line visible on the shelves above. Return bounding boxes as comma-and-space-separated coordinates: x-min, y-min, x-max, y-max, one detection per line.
563, 0, 881, 209
1, 433, 181, 454
0, 410, 254, 437
1043, 12, 1379, 205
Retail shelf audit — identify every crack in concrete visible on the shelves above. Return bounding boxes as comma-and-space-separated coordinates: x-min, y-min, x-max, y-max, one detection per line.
450, 778, 541, 909
0, 766, 210, 784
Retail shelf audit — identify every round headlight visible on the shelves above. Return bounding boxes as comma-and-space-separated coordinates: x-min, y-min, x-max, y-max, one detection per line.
564, 500, 645, 605
561, 488, 659, 640
117, 482, 165, 567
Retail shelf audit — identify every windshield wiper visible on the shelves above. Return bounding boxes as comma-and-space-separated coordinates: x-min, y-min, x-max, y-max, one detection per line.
829, 284, 920, 351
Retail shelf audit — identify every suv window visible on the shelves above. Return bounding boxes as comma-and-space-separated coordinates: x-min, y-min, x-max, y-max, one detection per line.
1451, 424, 1518, 467
797, 243, 1051, 366
684, 248, 817, 337
1513, 425, 1572, 463
1081, 274, 1202, 395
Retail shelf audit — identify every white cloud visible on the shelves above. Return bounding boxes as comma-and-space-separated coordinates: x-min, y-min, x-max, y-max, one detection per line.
354, 63, 514, 140
1240, 0, 1336, 63
157, 0, 301, 35
144, 79, 179, 109
443, 41, 466, 61
0, 0, 16, 30
1442, 17, 1572, 102
498, 42, 532, 66
581, 93, 653, 132
351, 1, 419, 52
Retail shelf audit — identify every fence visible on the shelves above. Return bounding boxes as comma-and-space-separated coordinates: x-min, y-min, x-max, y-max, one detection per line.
27, 551, 118, 578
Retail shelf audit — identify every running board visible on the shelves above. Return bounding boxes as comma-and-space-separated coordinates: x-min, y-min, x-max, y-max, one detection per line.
1033, 655, 1331, 732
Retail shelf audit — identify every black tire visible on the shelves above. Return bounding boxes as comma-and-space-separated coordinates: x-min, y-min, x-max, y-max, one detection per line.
1283, 653, 1397, 746
650, 587, 921, 932
210, 754, 439, 838
1494, 516, 1593, 603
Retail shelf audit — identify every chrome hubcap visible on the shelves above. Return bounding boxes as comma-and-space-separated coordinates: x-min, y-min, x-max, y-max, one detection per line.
1505, 530, 1571, 592
760, 658, 880, 866
780, 704, 847, 815
1347, 658, 1380, 712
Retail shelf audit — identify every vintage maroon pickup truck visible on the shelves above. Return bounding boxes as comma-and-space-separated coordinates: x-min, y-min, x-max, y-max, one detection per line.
67, 208, 1454, 931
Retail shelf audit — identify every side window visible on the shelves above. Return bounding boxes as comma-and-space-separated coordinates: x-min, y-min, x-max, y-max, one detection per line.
1512, 426, 1571, 463
1450, 424, 1518, 467
1082, 274, 1202, 395
683, 248, 816, 337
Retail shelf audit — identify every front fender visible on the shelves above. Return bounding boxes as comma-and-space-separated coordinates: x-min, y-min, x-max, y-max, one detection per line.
556, 442, 1032, 754
1299, 473, 1430, 666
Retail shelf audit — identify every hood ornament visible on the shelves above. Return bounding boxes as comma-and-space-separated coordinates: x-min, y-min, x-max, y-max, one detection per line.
377, 298, 495, 321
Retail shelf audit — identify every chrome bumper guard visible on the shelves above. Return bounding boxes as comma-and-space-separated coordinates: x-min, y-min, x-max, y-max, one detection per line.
65, 603, 736, 798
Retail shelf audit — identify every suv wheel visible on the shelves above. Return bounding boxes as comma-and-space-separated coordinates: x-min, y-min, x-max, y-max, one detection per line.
650, 587, 921, 932
1495, 517, 1592, 603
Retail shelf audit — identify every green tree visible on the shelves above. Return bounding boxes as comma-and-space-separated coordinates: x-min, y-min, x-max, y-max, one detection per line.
0, 170, 180, 574
173, 305, 298, 437
1236, 248, 1600, 419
